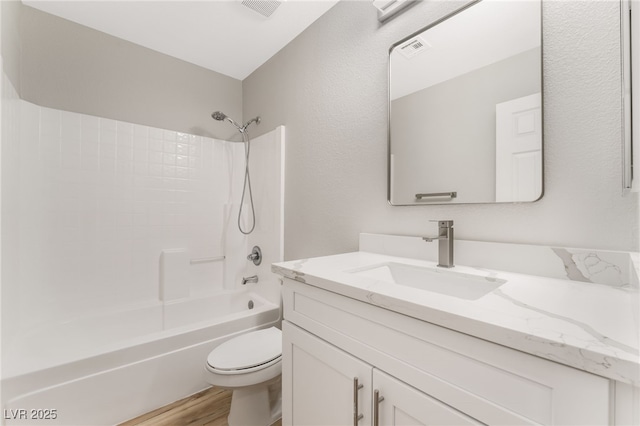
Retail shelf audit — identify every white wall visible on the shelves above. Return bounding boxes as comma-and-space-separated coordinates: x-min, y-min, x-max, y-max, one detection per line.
1, 50, 21, 389
1, 98, 284, 359
4, 101, 222, 334
243, 0, 639, 259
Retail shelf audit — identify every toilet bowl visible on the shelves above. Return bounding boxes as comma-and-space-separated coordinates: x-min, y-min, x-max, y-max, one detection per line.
204, 327, 282, 426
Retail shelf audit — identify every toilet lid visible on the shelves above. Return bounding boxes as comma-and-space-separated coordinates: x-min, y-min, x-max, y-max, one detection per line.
207, 327, 282, 371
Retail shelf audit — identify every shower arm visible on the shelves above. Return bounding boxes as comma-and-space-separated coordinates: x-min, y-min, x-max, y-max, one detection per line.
241, 117, 261, 132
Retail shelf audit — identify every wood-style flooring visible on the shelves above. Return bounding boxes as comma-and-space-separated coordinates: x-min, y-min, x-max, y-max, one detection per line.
119, 387, 282, 426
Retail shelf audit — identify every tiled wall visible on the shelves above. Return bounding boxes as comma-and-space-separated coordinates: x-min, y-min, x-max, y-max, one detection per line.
1, 84, 283, 343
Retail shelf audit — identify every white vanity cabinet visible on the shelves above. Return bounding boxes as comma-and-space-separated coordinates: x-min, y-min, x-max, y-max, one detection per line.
282, 278, 615, 425
283, 321, 372, 425
284, 322, 482, 426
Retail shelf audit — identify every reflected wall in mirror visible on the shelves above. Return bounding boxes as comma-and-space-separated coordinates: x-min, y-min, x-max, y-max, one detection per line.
388, 0, 543, 205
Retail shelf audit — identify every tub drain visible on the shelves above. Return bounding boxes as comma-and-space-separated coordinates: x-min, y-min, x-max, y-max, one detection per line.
248, 300, 254, 309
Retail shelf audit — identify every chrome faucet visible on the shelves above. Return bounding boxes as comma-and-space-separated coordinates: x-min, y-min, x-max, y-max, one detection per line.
242, 275, 259, 285
423, 220, 454, 268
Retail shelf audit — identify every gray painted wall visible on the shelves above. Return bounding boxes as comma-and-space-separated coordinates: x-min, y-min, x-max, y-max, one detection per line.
18, 4, 242, 141
391, 48, 540, 204
243, 1, 639, 259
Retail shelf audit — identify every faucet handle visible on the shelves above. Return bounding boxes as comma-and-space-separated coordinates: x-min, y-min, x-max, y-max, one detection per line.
247, 246, 262, 265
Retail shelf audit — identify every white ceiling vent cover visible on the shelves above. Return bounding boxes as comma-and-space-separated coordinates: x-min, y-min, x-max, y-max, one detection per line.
241, 0, 283, 18
398, 36, 431, 59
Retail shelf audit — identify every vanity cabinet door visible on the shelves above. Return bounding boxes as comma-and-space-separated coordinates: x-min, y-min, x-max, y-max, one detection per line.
282, 321, 372, 426
373, 369, 483, 426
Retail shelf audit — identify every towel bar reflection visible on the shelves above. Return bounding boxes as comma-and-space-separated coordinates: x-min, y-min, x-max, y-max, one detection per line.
190, 256, 225, 265
415, 192, 457, 200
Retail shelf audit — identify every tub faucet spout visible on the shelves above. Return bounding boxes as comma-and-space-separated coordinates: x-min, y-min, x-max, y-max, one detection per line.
242, 275, 259, 285
422, 220, 454, 268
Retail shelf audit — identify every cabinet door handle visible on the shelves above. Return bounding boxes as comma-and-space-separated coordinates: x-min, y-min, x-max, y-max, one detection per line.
373, 389, 384, 426
353, 377, 364, 425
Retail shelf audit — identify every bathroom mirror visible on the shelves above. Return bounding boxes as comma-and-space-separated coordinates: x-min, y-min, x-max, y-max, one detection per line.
388, 0, 543, 205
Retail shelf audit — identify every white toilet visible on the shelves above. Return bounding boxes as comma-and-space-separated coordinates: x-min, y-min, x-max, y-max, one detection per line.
204, 327, 282, 426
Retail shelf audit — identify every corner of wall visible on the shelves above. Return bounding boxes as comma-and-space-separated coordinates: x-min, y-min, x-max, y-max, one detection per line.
1, 0, 22, 96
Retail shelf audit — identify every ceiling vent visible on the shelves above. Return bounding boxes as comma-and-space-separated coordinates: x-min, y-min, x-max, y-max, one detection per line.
241, 0, 283, 18
373, 0, 419, 23
398, 36, 430, 59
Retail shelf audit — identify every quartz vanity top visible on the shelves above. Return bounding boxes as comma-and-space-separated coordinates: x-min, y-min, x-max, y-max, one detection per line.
273, 249, 640, 386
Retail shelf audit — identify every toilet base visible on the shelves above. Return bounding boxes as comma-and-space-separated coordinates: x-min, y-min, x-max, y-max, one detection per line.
227, 379, 282, 426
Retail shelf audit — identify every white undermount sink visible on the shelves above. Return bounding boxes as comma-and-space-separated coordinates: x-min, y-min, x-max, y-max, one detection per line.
349, 262, 506, 300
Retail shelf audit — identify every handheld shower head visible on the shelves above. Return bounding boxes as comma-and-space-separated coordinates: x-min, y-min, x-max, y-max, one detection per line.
211, 111, 260, 133
211, 110, 242, 131
211, 111, 227, 121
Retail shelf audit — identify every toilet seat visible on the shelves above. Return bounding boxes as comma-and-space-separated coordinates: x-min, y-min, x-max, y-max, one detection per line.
207, 327, 282, 375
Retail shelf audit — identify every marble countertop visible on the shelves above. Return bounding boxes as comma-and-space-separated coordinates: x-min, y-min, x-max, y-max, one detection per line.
273, 251, 640, 386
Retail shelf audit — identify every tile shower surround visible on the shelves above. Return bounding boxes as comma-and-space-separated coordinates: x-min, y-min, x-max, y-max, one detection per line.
5, 96, 247, 337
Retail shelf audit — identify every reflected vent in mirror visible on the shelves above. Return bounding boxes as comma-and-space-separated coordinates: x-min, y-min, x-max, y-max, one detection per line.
398, 36, 430, 59
240, 0, 282, 18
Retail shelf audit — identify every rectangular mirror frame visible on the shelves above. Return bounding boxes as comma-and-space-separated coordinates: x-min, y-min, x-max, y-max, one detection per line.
387, 0, 544, 206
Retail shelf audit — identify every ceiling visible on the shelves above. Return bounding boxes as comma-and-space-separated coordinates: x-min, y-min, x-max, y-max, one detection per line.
23, 0, 340, 80
390, 0, 541, 100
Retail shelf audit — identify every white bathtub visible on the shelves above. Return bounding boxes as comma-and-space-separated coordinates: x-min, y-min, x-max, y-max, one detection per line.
1, 289, 280, 426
